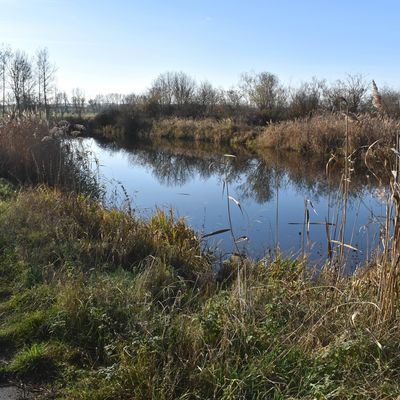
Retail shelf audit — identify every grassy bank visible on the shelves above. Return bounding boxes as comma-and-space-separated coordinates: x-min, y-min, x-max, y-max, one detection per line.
255, 113, 400, 154
88, 113, 261, 146
149, 117, 260, 145
0, 181, 400, 398
89, 110, 400, 156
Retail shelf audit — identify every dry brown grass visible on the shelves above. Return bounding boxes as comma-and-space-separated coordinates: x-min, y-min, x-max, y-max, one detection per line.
0, 114, 50, 182
256, 113, 400, 154
150, 117, 260, 144
0, 114, 98, 194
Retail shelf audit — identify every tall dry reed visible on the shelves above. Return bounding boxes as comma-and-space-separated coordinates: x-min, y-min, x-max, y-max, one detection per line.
256, 113, 400, 154
0, 114, 99, 195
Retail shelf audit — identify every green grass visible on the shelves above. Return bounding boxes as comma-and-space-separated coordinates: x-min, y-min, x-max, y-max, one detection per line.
0, 186, 399, 398
7, 343, 60, 381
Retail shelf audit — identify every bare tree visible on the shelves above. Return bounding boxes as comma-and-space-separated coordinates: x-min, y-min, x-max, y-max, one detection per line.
220, 88, 243, 118
60, 91, 69, 117
72, 88, 85, 117
289, 78, 326, 118
87, 98, 99, 113
324, 74, 368, 113
0, 44, 11, 116
36, 48, 56, 119
53, 89, 61, 117
171, 72, 196, 106
379, 87, 400, 118
147, 71, 197, 117
8, 51, 35, 116
196, 81, 220, 116
123, 93, 139, 106
149, 72, 175, 106
240, 71, 283, 110
53, 88, 69, 118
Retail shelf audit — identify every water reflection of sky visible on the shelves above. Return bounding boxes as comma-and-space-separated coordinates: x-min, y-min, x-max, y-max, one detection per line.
81, 138, 385, 267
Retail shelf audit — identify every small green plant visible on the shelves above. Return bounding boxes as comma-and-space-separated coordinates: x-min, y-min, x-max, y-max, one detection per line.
8, 343, 59, 381
0, 178, 14, 200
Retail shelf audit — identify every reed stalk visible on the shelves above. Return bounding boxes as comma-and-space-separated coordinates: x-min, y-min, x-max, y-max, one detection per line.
337, 101, 350, 273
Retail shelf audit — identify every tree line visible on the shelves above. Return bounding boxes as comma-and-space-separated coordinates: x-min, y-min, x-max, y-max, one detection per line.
0, 45, 84, 119
1, 44, 400, 124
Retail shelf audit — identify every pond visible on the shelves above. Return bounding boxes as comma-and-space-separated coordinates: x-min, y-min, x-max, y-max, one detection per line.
79, 137, 386, 268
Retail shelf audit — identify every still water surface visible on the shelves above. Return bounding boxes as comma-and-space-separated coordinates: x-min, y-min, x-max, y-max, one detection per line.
81, 138, 385, 266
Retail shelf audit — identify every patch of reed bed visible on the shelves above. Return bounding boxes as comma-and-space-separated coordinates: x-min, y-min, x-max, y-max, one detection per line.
0, 114, 99, 195
256, 113, 400, 154
0, 185, 400, 398
150, 117, 260, 144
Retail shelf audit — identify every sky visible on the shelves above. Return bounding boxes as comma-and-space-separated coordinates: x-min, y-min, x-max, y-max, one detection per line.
1, 0, 399, 97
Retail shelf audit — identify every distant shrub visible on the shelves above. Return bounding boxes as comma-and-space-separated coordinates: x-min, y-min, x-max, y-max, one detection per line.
92, 107, 151, 141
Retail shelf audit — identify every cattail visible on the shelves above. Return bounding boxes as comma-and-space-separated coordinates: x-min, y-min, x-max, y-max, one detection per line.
372, 80, 383, 112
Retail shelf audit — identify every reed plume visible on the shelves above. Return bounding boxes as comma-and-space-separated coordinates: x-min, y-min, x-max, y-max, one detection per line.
372, 80, 384, 113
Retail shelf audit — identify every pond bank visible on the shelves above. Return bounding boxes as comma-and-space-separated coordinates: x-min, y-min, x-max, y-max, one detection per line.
0, 181, 400, 398
84, 112, 400, 155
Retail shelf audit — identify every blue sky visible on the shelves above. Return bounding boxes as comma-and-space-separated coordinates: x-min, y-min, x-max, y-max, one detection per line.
1, 0, 399, 96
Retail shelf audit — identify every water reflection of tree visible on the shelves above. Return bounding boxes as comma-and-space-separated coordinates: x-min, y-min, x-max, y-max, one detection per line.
235, 161, 278, 203
94, 139, 380, 204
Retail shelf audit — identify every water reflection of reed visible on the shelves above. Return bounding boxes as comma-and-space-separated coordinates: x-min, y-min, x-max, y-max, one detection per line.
95, 138, 381, 204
